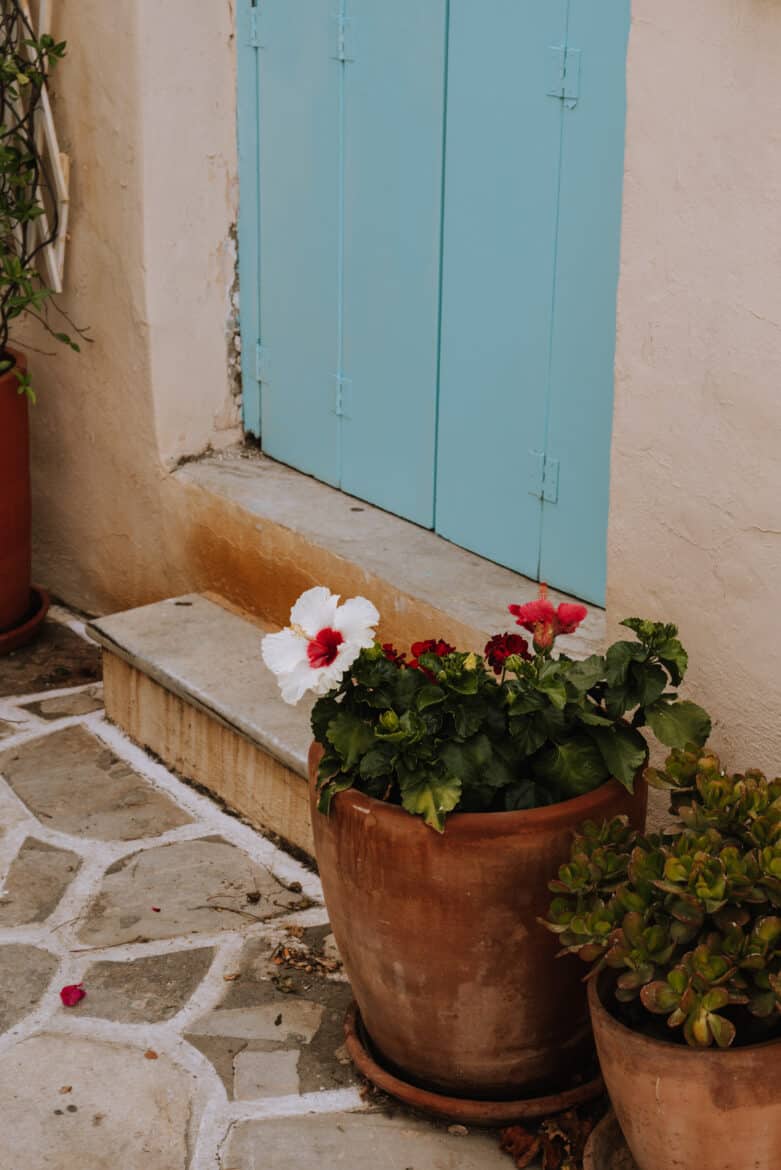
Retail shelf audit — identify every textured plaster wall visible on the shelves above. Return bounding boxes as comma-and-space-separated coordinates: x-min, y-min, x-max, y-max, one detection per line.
608, 0, 781, 772
27, 0, 241, 613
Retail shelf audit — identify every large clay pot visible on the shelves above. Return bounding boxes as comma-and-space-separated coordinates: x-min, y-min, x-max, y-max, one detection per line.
589, 973, 781, 1170
0, 352, 31, 632
309, 742, 647, 1099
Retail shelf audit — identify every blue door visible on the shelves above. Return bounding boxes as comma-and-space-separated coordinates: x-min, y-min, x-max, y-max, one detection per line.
237, 1, 630, 604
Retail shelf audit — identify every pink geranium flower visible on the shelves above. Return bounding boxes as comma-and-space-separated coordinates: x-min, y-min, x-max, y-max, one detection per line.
509, 586, 587, 652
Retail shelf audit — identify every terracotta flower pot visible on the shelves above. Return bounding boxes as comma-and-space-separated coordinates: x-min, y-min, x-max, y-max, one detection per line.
0, 351, 31, 633
309, 742, 647, 1099
589, 973, 781, 1170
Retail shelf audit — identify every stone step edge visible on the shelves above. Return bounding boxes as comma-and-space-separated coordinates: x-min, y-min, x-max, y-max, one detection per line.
87, 594, 312, 784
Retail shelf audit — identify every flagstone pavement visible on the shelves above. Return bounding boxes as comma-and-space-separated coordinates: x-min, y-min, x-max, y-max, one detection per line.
0, 607, 516, 1170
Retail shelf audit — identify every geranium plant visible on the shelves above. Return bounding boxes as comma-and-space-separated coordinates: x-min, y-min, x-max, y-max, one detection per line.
544, 746, 781, 1047
263, 585, 710, 831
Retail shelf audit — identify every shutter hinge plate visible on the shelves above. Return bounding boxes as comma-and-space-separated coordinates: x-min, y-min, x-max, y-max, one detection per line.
332, 372, 352, 418
334, 13, 355, 62
546, 45, 581, 108
248, 6, 261, 49
256, 343, 270, 384
528, 451, 560, 504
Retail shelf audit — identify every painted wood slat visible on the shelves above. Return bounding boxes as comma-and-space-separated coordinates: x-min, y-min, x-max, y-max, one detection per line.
435, 0, 568, 581
256, 0, 341, 486
236, 0, 261, 436
539, 0, 631, 604
340, 1, 447, 526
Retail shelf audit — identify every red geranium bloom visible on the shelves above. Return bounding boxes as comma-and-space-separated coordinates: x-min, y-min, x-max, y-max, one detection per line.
484, 633, 531, 675
509, 586, 587, 652
410, 639, 454, 660
409, 638, 455, 681
382, 643, 407, 666
556, 603, 589, 635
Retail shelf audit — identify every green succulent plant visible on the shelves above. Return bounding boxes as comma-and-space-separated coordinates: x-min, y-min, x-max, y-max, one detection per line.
543, 746, 781, 1048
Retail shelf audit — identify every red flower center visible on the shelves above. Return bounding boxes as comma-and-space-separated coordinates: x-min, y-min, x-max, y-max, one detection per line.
307, 627, 344, 668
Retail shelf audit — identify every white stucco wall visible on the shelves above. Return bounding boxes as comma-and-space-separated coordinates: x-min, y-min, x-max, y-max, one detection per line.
608, 0, 781, 772
27, 0, 241, 610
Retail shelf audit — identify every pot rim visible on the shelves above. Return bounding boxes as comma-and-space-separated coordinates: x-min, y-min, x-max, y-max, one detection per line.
0, 347, 26, 385
310, 740, 645, 836
588, 969, 781, 1059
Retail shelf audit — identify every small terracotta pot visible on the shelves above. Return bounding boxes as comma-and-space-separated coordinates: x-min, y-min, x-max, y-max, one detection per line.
309, 742, 647, 1099
0, 351, 31, 633
589, 973, 781, 1170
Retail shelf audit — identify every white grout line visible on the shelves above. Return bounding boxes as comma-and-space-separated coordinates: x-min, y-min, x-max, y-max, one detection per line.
1, 680, 103, 709
48, 603, 96, 644
82, 712, 323, 902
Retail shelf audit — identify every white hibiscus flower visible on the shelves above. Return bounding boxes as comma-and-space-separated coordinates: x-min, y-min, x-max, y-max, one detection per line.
261, 586, 380, 704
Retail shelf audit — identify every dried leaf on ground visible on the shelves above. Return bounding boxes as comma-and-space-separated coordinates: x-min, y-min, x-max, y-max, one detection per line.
500, 1102, 602, 1170
500, 1125, 542, 1168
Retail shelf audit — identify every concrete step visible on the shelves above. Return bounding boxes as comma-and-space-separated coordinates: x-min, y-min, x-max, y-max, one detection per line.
175, 450, 605, 659
88, 594, 316, 857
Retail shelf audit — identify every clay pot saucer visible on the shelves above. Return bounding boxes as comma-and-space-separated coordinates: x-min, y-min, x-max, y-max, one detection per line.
583, 1111, 638, 1170
344, 1002, 604, 1127
0, 586, 50, 655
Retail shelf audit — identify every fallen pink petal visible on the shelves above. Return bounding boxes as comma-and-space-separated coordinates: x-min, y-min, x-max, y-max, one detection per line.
59, 984, 86, 1007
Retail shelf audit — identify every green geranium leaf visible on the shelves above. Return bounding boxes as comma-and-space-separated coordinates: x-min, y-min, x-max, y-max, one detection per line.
588, 723, 648, 790
399, 772, 462, 832
326, 711, 375, 767
655, 637, 688, 687
416, 685, 446, 711
359, 746, 394, 780
441, 734, 514, 790
509, 713, 549, 756
605, 641, 647, 688
566, 654, 607, 695
317, 774, 355, 815
311, 696, 342, 743
532, 737, 610, 798
629, 661, 668, 708
645, 699, 712, 749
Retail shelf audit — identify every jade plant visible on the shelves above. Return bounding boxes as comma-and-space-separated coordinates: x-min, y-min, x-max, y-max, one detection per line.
262, 585, 711, 830
544, 746, 781, 1047
0, 2, 80, 397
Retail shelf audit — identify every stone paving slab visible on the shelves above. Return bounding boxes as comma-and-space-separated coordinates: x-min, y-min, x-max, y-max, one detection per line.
186, 927, 355, 1100
0, 620, 101, 697
0, 837, 81, 926
0, 1035, 197, 1170
0, 724, 193, 840
69, 947, 215, 1023
21, 685, 104, 720
0, 945, 59, 1032
78, 837, 308, 947
222, 1111, 516, 1170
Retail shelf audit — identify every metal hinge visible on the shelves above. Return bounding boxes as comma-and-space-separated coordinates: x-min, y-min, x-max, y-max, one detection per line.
248, 5, 261, 49
546, 45, 581, 108
255, 343, 270, 385
334, 12, 354, 62
528, 450, 560, 504
332, 372, 352, 418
